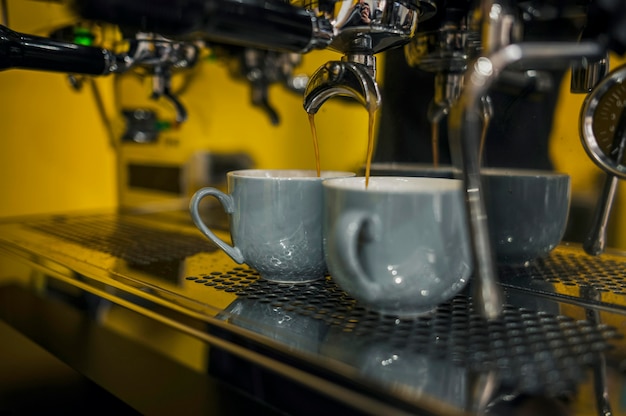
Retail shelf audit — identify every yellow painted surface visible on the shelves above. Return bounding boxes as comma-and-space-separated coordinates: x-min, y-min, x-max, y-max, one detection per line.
0, 71, 118, 217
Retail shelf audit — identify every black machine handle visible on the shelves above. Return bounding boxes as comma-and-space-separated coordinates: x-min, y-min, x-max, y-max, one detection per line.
74, 0, 322, 53
0, 25, 115, 75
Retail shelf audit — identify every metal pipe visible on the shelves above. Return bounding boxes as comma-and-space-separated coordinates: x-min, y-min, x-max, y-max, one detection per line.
448, 41, 605, 320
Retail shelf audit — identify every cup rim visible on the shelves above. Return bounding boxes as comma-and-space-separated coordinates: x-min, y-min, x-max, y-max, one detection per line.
481, 167, 570, 179
323, 176, 463, 192
368, 163, 570, 179
228, 169, 356, 180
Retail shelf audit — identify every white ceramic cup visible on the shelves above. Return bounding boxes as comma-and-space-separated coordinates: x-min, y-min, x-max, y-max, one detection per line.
323, 176, 473, 317
189, 169, 355, 283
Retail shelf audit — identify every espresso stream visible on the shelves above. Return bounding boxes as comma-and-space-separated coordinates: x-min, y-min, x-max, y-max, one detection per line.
363, 103, 376, 187
308, 104, 377, 187
308, 113, 322, 178
431, 122, 439, 167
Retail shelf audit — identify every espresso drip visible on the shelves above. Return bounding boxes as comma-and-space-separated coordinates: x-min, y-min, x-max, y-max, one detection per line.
309, 104, 377, 186
308, 113, 321, 177
431, 121, 439, 168
364, 103, 376, 188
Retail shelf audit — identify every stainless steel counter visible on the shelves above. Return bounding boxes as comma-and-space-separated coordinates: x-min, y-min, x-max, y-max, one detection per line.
0, 210, 625, 415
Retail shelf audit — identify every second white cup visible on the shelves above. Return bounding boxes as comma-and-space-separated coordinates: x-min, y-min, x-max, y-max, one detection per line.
323, 176, 473, 317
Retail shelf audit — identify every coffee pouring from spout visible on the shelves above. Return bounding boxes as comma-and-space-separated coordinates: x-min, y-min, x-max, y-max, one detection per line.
302, 0, 435, 113
303, 35, 381, 115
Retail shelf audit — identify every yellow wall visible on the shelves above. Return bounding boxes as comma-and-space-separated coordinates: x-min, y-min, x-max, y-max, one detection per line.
0, 0, 624, 251
0, 71, 118, 217
0, 1, 117, 217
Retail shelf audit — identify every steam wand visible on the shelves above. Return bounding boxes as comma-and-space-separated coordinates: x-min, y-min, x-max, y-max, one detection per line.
449, 41, 605, 320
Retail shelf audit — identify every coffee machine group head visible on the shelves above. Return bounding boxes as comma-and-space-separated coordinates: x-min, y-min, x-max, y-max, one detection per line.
300, 0, 436, 115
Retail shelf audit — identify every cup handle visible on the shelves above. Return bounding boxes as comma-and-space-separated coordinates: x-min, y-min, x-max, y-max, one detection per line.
189, 187, 245, 264
333, 210, 382, 295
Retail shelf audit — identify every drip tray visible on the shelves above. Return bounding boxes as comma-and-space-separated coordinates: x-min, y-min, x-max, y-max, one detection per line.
188, 270, 621, 396
2, 213, 626, 412
25, 214, 217, 264
499, 247, 626, 311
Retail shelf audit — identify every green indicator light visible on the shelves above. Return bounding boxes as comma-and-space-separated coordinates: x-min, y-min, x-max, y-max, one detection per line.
73, 28, 94, 46
155, 120, 172, 131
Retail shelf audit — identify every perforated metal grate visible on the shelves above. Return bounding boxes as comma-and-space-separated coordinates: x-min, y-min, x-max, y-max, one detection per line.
25, 215, 216, 265
500, 248, 626, 300
23, 215, 625, 397
187, 269, 622, 396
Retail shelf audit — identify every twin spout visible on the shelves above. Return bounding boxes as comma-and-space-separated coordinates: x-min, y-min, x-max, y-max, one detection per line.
302, 0, 430, 114
303, 59, 381, 115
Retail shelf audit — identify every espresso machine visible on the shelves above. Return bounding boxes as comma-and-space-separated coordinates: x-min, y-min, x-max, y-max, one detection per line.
2, 0, 626, 414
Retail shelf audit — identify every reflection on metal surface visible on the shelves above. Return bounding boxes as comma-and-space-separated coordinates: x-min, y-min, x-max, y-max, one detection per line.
191, 270, 620, 402
218, 293, 329, 353
24, 215, 216, 266
1, 213, 626, 414
499, 245, 626, 310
